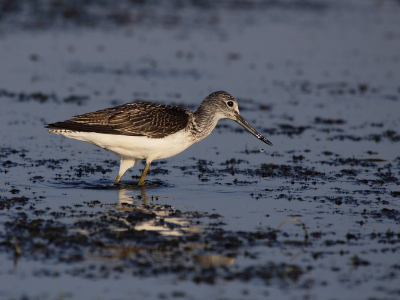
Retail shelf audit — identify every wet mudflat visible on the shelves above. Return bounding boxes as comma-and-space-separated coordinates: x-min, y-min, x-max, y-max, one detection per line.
0, 1, 399, 299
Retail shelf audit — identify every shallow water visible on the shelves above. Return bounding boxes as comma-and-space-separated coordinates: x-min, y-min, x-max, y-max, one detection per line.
0, 1, 400, 299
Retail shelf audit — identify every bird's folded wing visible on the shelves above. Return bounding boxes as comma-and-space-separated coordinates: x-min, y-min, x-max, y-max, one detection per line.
46, 102, 190, 138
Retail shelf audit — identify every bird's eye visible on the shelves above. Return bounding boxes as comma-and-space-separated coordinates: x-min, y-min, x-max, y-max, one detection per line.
227, 101, 234, 107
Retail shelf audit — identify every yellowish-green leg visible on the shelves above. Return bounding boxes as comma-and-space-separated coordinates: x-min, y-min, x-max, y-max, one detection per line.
138, 162, 151, 186
115, 174, 122, 183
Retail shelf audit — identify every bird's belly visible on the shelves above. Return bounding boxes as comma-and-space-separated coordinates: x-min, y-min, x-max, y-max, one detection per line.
50, 130, 193, 160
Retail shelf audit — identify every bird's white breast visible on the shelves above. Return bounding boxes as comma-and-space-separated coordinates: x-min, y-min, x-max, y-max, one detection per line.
49, 129, 195, 161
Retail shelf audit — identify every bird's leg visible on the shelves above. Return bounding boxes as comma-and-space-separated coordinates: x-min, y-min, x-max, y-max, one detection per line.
115, 174, 122, 183
115, 158, 136, 183
138, 161, 151, 186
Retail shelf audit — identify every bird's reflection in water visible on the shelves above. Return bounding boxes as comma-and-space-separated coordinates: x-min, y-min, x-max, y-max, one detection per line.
193, 254, 235, 267
117, 185, 149, 205
91, 187, 235, 268
116, 187, 199, 236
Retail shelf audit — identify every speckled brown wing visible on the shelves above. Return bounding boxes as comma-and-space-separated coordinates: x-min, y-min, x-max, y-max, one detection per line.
46, 102, 191, 138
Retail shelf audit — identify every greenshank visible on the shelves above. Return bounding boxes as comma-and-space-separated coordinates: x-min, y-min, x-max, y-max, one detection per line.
46, 91, 272, 185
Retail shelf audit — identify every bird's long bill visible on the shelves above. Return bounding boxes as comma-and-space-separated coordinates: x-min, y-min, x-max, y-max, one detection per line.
235, 114, 273, 146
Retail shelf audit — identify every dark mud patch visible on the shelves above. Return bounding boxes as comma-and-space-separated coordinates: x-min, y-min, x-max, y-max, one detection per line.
179, 158, 329, 186
0, 0, 331, 31
329, 130, 400, 143
0, 89, 89, 106
291, 80, 400, 101
68, 62, 203, 80
1, 195, 399, 294
0, 199, 314, 286
0, 195, 31, 210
